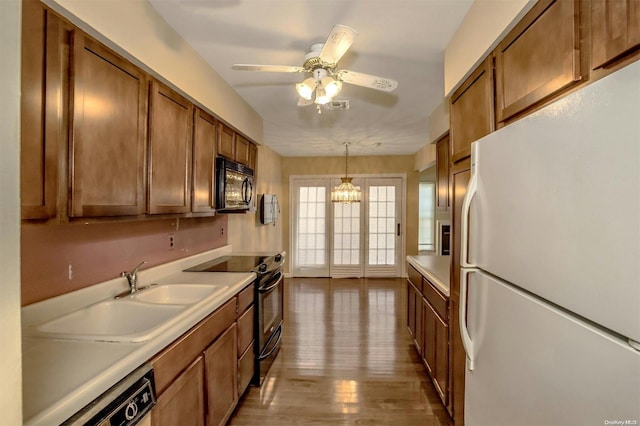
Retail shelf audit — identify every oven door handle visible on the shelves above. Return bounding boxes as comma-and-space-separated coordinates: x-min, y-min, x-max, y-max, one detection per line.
259, 271, 283, 293
258, 324, 283, 361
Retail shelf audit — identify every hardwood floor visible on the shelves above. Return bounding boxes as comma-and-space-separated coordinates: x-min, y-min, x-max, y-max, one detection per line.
228, 278, 453, 425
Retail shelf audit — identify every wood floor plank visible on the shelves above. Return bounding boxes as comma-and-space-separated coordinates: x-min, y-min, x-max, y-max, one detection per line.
228, 278, 453, 426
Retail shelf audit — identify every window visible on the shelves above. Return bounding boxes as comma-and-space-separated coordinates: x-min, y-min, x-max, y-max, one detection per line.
419, 182, 435, 251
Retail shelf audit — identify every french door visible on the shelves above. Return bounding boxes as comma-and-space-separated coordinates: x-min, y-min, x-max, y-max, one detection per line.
292, 176, 404, 277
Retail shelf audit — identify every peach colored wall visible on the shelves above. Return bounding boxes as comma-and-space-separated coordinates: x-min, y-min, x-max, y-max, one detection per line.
281, 155, 419, 275
21, 216, 227, 306
228, 145, 284, 253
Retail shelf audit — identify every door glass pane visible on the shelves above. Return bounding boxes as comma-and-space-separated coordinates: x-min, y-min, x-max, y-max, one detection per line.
298, 186, 326, 266
333, 202, 360, 265
368, 185, 396, 265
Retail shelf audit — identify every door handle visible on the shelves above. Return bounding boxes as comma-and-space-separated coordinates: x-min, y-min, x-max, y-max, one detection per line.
397, 223, 400, 236
460, 268, 475, 371
461, 172, 478, 268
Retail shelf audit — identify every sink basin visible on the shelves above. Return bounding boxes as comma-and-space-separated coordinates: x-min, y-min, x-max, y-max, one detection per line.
133, 284, 228, 305
32, 300, 186, 343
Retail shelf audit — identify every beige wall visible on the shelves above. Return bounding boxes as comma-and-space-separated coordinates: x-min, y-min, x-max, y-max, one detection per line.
43, 0, 263, 143
0, 0, 23, 421
444, 0, 536, 96
228, 145, 284, 253
281, 155, 418, 275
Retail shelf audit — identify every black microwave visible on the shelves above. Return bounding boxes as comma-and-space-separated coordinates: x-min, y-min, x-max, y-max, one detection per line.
216, 157, 255, 213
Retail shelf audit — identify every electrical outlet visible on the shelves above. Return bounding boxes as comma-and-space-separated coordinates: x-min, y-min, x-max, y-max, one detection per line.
169, 233, 175, 250
220, 227, 224, 236
68, 264, 73, 280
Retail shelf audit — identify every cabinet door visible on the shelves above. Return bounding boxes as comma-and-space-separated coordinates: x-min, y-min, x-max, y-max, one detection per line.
435, 134, 450, 210
69, 32, 148, 217
21, 1, 67, 220
192, 108, 217, 214
407, 281, 416, 338
495, 0, 581, 123
152, 356, 205, 426
422, 299, 436, 375
235, 135, 250, 166
217, 123, 235, 160
204, 323, 238, 426
592, 0, 640, 69
238, 344, 255, 397
148, 80, 193, 215
415, 292, 424, 357
248, 142, 257, 170
449, 57, 494, 163
449, 158, 471, 424
434, 313, 449, 406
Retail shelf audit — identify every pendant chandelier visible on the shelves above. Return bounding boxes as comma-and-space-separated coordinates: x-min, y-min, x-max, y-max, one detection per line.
331, 142, 361, 203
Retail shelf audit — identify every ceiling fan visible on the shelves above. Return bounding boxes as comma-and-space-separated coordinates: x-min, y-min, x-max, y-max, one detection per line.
232, 25, 398, 110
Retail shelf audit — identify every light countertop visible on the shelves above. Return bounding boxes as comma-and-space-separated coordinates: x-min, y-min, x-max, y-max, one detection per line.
22, 245, 256, 426
406, 255, 451, 296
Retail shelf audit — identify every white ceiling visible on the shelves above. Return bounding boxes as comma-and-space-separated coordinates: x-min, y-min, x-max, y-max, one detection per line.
148, 0, 473, 157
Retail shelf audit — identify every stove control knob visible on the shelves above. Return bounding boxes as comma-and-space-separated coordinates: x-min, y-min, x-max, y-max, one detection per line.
258, 264, 267, 273
274, 254, 282, 263
125, 401, 138, 421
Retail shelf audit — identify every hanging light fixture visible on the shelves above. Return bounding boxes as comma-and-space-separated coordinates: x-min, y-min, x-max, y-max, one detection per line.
296, 68, 343, 105
331, 142, 361, 203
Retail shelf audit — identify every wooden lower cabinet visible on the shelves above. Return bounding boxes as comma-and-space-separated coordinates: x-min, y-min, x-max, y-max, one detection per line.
151, 284, 255, 426
152, 357, 205, 426
205, 324, 238, 426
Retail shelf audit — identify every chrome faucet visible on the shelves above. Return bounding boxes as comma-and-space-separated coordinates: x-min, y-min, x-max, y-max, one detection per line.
121, 260, 147, 294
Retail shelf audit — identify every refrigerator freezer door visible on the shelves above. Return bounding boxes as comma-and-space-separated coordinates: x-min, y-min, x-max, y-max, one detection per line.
465, 271, 640, 426
469, 60, 640, 342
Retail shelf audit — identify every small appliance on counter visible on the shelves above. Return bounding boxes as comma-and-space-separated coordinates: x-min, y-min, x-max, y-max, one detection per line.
184, 252, 286, 385
216, 157, 255, 213
62, 365, 156, 426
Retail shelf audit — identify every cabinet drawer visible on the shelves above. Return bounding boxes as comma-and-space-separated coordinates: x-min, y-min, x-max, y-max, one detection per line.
237, 283, 254, 316
408, 265, 423, 292
152, 298, 236, 394
238, 344, 254, 396
423, 277, 447, 321
237, 305, 254, 355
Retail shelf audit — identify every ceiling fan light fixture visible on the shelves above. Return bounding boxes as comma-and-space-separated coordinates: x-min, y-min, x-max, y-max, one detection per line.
322, 77, 342, 98
296, 78, 316, 100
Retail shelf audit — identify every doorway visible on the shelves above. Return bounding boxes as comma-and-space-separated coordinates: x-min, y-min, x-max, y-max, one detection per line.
291, 176, 405, 278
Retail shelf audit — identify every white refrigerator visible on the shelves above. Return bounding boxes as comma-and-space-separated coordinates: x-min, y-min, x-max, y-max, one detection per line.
460, 60, 640, 425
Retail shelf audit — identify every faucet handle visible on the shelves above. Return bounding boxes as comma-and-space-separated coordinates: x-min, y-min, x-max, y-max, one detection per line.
131, 260, 148, 275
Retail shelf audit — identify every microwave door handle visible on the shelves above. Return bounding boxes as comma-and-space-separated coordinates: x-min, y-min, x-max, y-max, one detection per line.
245, 178, 253, 204
241, 179, 248, 205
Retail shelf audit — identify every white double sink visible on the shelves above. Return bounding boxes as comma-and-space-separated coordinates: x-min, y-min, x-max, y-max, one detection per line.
27, 284, 228, 343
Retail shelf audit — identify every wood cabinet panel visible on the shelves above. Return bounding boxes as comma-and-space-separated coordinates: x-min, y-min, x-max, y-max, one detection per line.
69, 32, 148, 217
204, 323, 238, 426
422, 298, 436, 375
449, 57, 494, 163
407, 281, 416, 338
148, 80, 193, 215
408, 265, 422, 290
152, 299, 236, 394
436, 134, 450, 210
236, 284, 254, 315
217, 123, 236, 160
238, 344, 255, 397
152, 356, 205, 426
248, 142, 257, 170
237, 305, 254, 355
414, 291, 424, 357
423, 277, 447, 320
449, 158, 471, 424
495, 0, 581, 123
235, 135, 250, 166
192, 108, 217, 214
20, 0, 67, 220
434, 313, 449, 406
592, 0, 640, 69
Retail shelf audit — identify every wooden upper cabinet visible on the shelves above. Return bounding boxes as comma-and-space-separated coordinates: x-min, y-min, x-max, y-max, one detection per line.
591, 0, 640, 69
192, 108, 217, 214
217, 123, 236, 160
69, 32, 148, 217
147, 80, 193, 215
494, 0, 581, 123
235, 135, 250, 166
248, 142, 257, 170
435, 133, 450, 211
21, 0, 68, 220
450, 57, 495, 163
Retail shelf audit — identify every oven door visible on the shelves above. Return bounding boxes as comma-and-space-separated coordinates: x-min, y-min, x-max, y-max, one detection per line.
258, 270, 283, 350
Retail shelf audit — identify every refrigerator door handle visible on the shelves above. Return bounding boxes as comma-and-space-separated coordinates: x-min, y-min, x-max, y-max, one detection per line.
460, 267, 475, 371
461, 171, 478, 268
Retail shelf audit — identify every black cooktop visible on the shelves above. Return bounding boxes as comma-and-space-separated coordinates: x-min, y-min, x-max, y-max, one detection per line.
184, 255, 269, 273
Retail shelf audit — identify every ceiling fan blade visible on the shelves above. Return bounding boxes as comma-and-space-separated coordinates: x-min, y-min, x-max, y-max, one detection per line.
297, 97, 313, 107
232, 64, 306, 73
319, 25, 358, 66
337, 70, 398, 92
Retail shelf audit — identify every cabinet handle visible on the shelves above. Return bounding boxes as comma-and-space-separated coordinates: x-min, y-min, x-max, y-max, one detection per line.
397, 223, 401, 236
